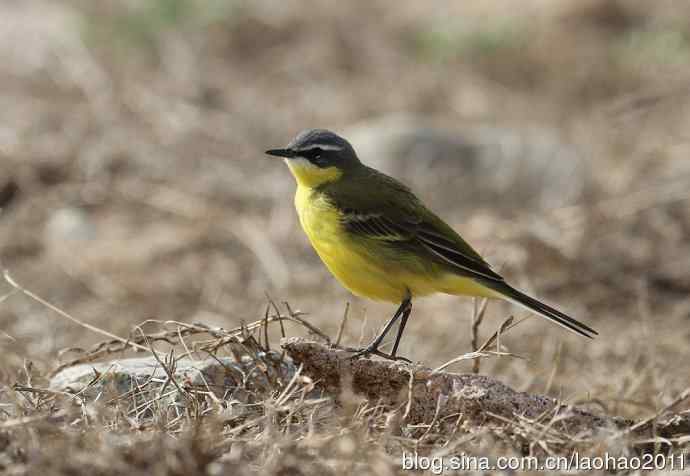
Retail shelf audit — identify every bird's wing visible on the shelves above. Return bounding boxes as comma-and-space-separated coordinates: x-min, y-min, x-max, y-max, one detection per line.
326, 168, 504, 282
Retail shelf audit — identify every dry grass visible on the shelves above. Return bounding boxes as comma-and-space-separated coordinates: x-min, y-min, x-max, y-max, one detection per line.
1, 0, 690, 474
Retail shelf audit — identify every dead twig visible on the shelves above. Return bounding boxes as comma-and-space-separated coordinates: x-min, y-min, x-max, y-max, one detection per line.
4, 270, 151, 354
435, 315, 524, 373
471, 298, 488, 374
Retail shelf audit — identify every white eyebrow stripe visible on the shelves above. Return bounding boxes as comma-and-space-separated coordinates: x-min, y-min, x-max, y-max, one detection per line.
297, 144, 343, 152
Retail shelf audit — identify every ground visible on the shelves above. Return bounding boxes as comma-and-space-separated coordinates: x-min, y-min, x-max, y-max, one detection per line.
1, 0, 690, 474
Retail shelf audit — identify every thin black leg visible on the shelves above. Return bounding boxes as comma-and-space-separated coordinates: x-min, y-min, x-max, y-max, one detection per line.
390, 299, 412, 358
364, 298, 408, 351
349, 294, 412, 361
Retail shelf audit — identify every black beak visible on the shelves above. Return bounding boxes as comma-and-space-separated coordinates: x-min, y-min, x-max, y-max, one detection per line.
265, 148, 295, 158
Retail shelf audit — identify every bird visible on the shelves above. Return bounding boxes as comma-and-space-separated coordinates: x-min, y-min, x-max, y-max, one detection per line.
266, 129, 597, 360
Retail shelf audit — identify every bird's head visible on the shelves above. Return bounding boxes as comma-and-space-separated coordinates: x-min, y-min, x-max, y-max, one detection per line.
266, 129, 361, 188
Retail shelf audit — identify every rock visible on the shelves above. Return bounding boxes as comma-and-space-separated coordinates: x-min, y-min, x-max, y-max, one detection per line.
50, 352, 296, 411
48, 338, 689, 450
344, 115, 591, 213
44, 207, 96, 244
281, 337, 620, 437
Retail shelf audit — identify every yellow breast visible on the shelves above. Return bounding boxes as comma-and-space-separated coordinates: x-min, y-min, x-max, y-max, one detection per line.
295, 185, 425, 302
293, 184, 499, 303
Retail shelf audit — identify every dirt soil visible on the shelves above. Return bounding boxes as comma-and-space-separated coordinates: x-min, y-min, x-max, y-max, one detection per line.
1, 0, 690, 474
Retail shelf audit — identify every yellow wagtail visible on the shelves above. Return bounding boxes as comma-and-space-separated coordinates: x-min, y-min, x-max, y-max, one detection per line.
266, 129, 596, 360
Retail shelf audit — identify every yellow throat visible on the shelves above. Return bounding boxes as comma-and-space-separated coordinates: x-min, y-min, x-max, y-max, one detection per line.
285, 158, 342, 188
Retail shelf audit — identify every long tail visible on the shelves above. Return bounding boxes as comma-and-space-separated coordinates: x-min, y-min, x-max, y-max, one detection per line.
479, 280, 597, 339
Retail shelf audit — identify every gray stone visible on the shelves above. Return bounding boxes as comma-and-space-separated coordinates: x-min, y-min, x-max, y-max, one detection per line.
50, 353, 296, 412
44, 207, 96, 244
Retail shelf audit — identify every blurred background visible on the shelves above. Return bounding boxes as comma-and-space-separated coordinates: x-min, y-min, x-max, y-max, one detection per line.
1, 0, 690, 415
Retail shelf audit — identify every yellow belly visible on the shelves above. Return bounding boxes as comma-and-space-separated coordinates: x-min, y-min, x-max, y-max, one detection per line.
294, 186, 498, 303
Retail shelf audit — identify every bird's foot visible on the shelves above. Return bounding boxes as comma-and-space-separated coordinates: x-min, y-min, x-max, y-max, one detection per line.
345, 345, 411, 363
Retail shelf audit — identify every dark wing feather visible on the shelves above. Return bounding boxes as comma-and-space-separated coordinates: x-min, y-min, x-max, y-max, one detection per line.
329, 168, 504, 283
341, 210, 503, 281
340, 211, 412, 242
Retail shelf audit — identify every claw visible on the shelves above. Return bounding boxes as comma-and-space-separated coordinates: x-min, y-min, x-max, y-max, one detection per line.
346, 346, 411, 363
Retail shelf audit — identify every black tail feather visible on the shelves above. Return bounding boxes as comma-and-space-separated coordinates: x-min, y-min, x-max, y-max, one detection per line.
481, 281, 597, 339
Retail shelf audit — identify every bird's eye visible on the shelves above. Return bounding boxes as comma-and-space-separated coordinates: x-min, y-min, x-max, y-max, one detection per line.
302, 148, 324, 163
